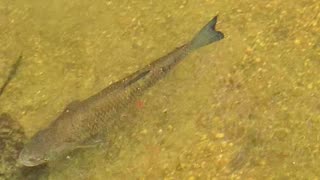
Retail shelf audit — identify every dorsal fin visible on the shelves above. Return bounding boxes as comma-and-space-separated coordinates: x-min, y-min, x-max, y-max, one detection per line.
124, 69, 150, 87
63, 100, 81, 113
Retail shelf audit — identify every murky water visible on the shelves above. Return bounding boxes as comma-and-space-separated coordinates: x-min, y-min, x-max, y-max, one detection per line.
0, 0, 319, 179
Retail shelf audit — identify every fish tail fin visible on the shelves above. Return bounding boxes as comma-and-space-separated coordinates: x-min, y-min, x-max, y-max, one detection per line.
189, 15, 224, 50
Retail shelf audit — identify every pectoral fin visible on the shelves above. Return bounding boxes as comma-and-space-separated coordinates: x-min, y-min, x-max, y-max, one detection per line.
78, 133, 106, 149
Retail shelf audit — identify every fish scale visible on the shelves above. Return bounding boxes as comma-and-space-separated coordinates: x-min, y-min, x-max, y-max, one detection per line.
18, 16, 224, 166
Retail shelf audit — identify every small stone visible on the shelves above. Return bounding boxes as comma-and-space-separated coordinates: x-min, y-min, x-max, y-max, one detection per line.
245, 47, 253, 54
201, 134, 208, 141
294, 39, 301, 45
259, 159, 267, 165
140, 129, 148, 134
255, 57, 261, 62
215, 133, 225, 139
201, 161, 206, 168
105, 1, 112, 5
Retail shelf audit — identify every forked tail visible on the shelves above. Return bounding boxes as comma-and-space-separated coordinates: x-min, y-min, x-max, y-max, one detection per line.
189, 16, 224, 50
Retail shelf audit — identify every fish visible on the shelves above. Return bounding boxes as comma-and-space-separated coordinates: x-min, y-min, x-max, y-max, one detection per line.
18, 16, 224, 167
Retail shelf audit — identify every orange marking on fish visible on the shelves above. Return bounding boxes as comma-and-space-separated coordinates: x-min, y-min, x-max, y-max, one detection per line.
135, 100, 144, 109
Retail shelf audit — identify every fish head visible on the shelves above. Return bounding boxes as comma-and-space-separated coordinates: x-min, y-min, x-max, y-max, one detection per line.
18, 145, 49, 167
18, 129, 53, 166
18, 128, 75, 167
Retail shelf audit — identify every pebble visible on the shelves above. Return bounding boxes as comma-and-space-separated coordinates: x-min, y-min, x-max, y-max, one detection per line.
215, 133, 225, 139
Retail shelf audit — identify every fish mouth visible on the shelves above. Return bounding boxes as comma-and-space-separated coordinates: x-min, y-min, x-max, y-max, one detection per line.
18, 157, 47, 167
